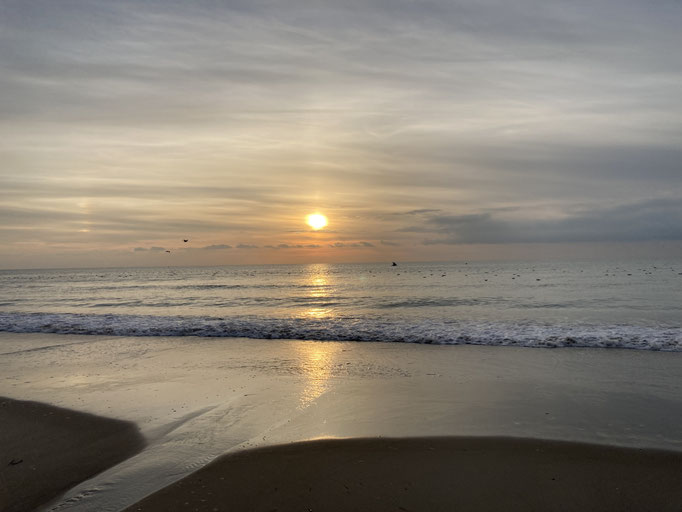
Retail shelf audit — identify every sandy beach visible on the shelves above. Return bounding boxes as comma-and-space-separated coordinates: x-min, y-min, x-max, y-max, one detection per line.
126, 436, 682, 512
2, 332, 682, 511
0, 397, 144, 512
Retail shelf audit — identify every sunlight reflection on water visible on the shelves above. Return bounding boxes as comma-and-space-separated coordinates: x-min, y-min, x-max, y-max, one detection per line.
301, 263, 336, 320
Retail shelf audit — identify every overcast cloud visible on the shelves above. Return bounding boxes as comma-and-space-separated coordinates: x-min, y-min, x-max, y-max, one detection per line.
1, 0, 680, 267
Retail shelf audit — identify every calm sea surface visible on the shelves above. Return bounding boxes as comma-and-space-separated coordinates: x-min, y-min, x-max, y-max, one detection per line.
0, 260, 680, 350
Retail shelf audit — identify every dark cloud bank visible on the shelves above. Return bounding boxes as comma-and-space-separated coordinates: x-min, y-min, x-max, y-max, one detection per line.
403, 198, 682, 245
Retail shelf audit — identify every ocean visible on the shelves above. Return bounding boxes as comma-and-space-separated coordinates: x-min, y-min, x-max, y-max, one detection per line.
3, 260, 682, 511
1, 260, 680, 351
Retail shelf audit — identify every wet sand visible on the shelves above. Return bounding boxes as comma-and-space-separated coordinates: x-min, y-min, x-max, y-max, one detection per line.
0, 397, 145, 512
3, 333, 682, 511
126, 436, 682, 512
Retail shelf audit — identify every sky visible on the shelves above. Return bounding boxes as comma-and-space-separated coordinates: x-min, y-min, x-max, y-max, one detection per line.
1, 0, 681, 268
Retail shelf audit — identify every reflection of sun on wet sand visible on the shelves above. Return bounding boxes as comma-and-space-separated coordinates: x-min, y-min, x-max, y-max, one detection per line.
294, 341, 341, 409
0, 397, 145, 512
5, 333, 682, 511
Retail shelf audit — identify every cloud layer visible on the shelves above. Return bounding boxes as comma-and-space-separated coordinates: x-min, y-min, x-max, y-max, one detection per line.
1, 0, 681, 267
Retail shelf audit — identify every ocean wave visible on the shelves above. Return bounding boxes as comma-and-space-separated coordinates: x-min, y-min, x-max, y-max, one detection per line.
0, 312, 680, 351
376, 298, 501, 308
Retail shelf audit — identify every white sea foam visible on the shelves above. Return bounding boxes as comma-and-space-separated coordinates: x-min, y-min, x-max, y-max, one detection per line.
1, 261, 680, 351
0, 311, 680, 351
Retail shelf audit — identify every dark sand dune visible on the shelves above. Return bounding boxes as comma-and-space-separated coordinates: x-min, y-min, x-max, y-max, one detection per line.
126, 436, 682, 512
0, 397, 145, 512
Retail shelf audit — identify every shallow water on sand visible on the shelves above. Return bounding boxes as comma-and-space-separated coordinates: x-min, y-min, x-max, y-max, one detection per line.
2, 333, 682, 511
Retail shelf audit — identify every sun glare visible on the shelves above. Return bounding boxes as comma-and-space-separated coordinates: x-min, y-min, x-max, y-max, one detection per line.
306, 213, 328, 230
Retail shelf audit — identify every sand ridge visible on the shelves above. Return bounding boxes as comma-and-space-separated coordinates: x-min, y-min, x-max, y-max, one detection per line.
125, 436, 682, 512
0, 397, 145, 512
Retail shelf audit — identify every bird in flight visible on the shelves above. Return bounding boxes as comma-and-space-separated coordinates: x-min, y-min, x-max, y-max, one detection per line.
165, 250, 171, 253
183, 239, 188, 242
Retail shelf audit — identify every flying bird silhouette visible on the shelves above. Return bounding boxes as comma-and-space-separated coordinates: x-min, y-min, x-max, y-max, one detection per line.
183, 239, 188, 242
165, 250, 171, 253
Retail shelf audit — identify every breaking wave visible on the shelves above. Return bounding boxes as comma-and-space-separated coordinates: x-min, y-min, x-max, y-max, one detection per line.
1, 312, 680, 351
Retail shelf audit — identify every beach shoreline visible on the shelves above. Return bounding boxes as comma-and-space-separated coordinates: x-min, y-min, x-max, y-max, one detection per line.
4, 392, 682, 512
2, 332, 682, 510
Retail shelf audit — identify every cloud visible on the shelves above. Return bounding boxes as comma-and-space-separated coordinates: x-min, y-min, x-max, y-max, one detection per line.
1, 1, 681, 266
265, 243, 321, 249
402, 209, 441, 216
380, 240, 401, 246
330, 241, 375, 248
419, 198, 682, 245
236, 243, 259, 249
202, 244, 232, 250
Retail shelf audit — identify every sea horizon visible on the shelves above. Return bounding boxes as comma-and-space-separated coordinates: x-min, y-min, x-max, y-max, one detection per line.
3, 252, 682, 272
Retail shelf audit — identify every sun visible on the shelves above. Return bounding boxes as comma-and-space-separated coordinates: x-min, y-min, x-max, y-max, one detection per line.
306, 213, 328, 230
